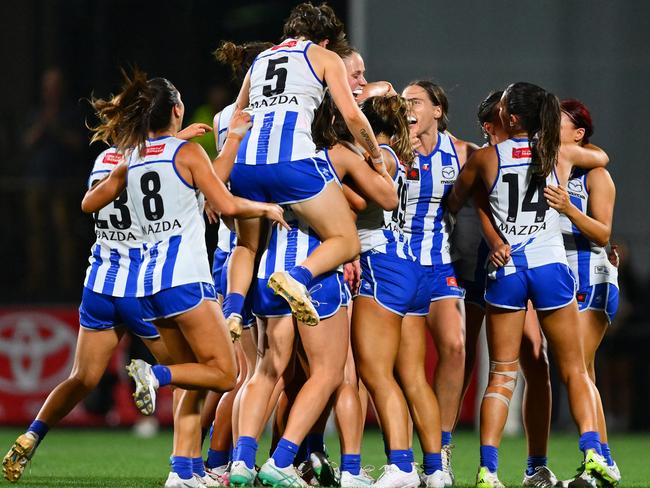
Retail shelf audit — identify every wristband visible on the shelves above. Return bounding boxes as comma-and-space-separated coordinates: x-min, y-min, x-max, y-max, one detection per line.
371, 154, 385, 166
229, 121, 253, 138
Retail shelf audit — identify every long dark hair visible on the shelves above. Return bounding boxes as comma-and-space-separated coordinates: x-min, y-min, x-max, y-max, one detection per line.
283, 2, 347, 52
90, 69, 180, 156
477, 90, 503, 141
405, 80, 449, 132
312, 92, 353, 150
561, 99, 593, 145
360, 95, 414, 165
502, 82, 560, 177
214, 41, 273, 82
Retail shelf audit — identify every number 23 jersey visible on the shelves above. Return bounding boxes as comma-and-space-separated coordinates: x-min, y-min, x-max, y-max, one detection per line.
127, 136, 213, 296
84, 147, 144, 297
237, 38, 325, 165
489, 138, 567, 275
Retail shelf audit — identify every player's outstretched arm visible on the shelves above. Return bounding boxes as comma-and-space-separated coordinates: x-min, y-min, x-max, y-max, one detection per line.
447, 146, 492, 213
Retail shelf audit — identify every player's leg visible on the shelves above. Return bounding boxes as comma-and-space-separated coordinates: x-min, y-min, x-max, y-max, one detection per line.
232, 325, 258, 441
462, 302, 485, 394
230, 316, 295, 485
519, 306, 556, 486
396, 314, 446, 485
426, 298, 465, 452
260, 309, 347, 485
476, 305, 525, 487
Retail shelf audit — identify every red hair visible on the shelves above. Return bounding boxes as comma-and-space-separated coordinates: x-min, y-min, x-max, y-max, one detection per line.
561, 99, 593, 144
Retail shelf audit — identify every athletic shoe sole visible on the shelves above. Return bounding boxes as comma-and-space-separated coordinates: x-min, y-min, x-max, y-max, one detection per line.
267, 272, 319, 326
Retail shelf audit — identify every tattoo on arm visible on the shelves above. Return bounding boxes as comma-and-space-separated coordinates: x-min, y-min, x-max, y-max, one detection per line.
359, 128, 378, 157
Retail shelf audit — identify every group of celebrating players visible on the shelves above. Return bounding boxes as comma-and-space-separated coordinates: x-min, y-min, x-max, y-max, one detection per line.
3, 3, 621, 488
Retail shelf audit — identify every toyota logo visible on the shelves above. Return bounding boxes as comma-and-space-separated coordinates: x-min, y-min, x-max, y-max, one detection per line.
0, 312, 76, 394
568, 180, 583, 193
442, 167, 456, 179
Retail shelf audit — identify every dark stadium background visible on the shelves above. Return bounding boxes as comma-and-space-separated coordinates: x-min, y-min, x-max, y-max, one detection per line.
0, 0, 648, 434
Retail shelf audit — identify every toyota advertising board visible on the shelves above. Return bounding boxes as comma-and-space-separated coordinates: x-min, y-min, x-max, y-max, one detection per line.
0, 307, 173, 426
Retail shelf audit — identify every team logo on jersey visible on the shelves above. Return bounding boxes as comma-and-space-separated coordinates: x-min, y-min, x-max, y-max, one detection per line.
568, 180, 584, 193
576, 292, 587, 302
595, 265, 610, 275
0, 312, 76, 394
102, 152, 124, 165
272, 40, 298, 50
146, 144, 166, 156
512, 147, 532, 159
407, 168, 420, 181
421, 163, 430, 171
446, 276, 458, 287
442, 167, 456, 179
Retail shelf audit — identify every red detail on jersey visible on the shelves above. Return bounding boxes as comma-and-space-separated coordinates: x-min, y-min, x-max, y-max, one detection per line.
512, 147, 532, 159
576, 292, 587, 303
146, 144, 166, 156
422, 163, 430, 171
272, 40, 298, 50
407, 168, 420, 181
446, 276, 458, 287
102, 152, 124, 165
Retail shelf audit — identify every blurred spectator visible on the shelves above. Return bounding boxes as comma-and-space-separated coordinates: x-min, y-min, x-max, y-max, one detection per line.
188, 83, 230, 159
21, 67, 84, 295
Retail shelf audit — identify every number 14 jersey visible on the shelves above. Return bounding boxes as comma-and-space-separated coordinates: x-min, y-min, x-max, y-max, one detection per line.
489, 138, 567, 275
127, 136, 213, 296
237, 38, 326, 165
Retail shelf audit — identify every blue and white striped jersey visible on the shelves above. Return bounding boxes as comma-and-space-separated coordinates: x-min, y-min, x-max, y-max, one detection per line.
216, 102, 237, 253
84, 147, 143, 297
257, 206, 323, 279
560, 169, 617, 288
356, 145, 413, 259
404, 132, 459, 265
236, 39, 325, 165
127, 136, 213, 295
489, 138, 567, 278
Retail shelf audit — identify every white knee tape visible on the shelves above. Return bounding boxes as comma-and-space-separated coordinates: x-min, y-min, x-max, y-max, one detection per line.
484, 359, 519, 407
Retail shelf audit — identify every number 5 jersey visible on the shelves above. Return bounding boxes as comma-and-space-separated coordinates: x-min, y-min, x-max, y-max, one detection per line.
237, 38, 326, 165
127, 136, 213, 296
488, 137, 567, 276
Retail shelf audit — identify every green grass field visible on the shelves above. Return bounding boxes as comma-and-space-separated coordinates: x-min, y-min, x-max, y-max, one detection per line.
0, 428, 647, 487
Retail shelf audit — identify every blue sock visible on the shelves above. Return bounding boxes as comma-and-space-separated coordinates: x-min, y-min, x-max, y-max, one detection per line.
423, 452, 442, 475
341, 453, 361, 475
442, 431, 452, 447
151, 365, 171, 387
192, 457, 205, 477
480, 445, 499, 473
207, 449, 230, 469
272, 438, 300, 469
171, 456, 193, 480
601, 443, 613, 466
305, 432, 325, 456
223, 293, 245, 318
288, 266, 313, 288
294, 440, 309, 466
229, 444, 234, 461
27, 420, 49, 442
579, 431, 602, 454
388, 449, 413, 473
526, 456, 547, 476
233, 436, 258, 469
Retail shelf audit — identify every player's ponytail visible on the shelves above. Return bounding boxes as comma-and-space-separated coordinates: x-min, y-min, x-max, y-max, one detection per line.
534, 92, 561, 177
503, 82, 560, 177
360, 95, 414, 165
90, 69, 180, 155
214, 41, 273, 82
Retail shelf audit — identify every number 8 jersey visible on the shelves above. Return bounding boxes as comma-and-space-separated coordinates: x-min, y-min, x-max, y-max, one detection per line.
237, 39, 326, 165
84, 147, 144, 297
489, 138, 567, 275
128, 136, 213, 296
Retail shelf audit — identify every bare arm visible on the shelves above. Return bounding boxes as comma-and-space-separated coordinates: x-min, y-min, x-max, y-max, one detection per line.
447, 146, 492, 213
330, 145, 398, 211
474, 184, 511, 267
319, 48, 383, 167
234, 70, 251, 111
544, 168, 615, 247
556, 143, 609, 185
81, 161, 127, 213
211, 109, 252, 182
